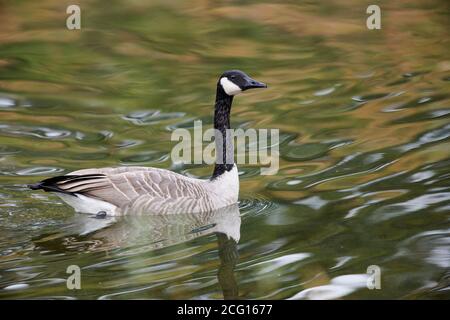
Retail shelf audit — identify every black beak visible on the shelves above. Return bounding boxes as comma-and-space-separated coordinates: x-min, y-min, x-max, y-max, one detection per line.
242, 76, 267, 91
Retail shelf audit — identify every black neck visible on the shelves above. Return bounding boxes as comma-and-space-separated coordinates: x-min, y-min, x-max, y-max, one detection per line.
212, 85, 234, 179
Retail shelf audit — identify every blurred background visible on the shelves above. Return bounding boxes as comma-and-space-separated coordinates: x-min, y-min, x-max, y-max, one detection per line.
0, 0, 449, 299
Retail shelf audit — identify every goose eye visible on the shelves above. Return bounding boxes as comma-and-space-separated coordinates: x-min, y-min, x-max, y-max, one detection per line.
230, 75, 236, 80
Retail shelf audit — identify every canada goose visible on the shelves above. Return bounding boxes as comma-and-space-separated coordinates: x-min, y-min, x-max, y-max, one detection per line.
29, 70, 267, 216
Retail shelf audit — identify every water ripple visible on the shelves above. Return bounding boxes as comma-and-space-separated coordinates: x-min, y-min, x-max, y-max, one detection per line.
0, 124, 71, 139
123, 110, 186, 125
15, 167, 65, 176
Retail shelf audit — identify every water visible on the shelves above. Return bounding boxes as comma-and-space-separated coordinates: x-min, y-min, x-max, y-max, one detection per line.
0, 0, 449, 299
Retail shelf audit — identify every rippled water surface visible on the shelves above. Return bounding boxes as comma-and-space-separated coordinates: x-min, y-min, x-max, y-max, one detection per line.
0, 1, 449, 299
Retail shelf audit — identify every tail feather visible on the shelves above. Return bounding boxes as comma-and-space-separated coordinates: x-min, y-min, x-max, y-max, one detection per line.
28, 174, 106, 195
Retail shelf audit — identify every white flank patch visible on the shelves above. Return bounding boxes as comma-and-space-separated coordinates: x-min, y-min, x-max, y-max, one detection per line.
56, 193, 118, 216
220, 77, 242, 96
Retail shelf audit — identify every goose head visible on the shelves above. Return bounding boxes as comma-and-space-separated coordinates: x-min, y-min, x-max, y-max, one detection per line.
218, 70, 267, 96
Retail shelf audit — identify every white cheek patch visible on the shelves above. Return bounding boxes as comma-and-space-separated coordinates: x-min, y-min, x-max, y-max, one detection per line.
220, 77, 242, 96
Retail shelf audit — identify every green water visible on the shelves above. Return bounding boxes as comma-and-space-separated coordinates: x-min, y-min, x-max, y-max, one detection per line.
0, 0, 449, 299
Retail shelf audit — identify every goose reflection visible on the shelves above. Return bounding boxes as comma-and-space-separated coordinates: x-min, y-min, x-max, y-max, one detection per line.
34, 204, 241, 299
91, 204, 240, 250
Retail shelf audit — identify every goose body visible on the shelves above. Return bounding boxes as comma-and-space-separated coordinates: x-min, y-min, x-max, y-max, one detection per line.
46, 165, 238, 216
29, 70, 266, 215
